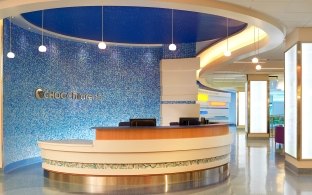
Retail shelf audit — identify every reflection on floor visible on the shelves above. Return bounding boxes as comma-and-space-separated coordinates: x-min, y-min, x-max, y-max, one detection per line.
1, 128, 312, 194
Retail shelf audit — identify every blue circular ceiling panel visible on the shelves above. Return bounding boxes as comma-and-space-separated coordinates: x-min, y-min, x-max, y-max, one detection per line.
22, 6, 247, 44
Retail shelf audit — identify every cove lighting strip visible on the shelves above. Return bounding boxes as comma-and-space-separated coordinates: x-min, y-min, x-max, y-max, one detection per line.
197, 26, 267, 78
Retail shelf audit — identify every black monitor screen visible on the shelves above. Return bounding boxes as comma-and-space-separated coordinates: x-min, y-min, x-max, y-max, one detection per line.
179, 117, 199, 126
130, 118, 156, 127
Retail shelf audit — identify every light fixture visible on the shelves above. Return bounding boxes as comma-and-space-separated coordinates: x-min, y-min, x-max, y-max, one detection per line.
252, 57, 259, 63
38, 10, 47, 53
251, 26, 258, 63
224, 17, 231, 57
98, 6, 106, 50
256, 64, 262, 70
168, 9, 176, 51
7, 16, 15, 58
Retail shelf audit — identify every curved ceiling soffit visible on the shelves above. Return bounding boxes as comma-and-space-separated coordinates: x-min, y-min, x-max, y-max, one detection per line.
0, 0, 285, 71
197, 25, 269, 78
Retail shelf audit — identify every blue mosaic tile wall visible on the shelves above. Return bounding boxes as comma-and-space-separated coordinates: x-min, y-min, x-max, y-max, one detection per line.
163, 43, 196, 59
2, 20, 196, 169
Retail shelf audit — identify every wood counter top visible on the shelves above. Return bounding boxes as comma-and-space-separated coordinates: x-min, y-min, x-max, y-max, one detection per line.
94, 124, 229, 140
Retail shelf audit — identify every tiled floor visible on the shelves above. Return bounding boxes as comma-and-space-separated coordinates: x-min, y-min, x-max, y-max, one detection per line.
1, 128, 312, 195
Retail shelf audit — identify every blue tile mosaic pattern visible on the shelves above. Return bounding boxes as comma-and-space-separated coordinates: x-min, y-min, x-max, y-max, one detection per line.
163, 43, 196, 59
2, 19, 196, 169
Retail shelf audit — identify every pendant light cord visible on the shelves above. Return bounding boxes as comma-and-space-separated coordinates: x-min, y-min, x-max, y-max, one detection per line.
9, 17, 12, 51
41, 10, 44, 45
226, 18, 229, 51
254, 26, 256, 56
257, 27, 260, 56
101, 6, 103, 42
171, 9, 173, 44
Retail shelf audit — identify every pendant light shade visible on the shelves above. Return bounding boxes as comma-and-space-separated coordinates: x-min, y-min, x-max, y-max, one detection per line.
224, 50, 231, 57
7, 51, 15, 59
252, 57, 259, 63
169, 43, 176, 51
39, 10, 47, 53
168, 9, 176, 51
38, 45, 47, 52
7, 16, 15, 59
98, 6, 106, 50
256, 64, 262, 70
98, 42, 106, 49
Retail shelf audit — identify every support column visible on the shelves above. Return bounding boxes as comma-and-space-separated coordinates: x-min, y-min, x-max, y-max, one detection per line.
160, 58, 200, 126
246, 74, 269, 138
237, 90, 246, 129
285, 28, 312, 174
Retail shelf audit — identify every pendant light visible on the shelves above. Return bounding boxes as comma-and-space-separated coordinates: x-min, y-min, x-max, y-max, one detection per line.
251, 26, 258, 63
223, 17, 231, 57
98, 6, 106, 50
38, 10, 47, 52
168, 9, 176, 51
7, 16, 15, 59
255, 28, 261, 70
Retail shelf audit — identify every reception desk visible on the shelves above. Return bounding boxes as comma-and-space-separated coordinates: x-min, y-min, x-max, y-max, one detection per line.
38, 124, 231, 193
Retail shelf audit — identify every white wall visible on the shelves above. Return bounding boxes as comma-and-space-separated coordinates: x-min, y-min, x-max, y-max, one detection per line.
160, 58, 200, 126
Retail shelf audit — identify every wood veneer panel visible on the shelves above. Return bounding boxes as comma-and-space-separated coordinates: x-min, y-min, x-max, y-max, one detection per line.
96, 125, 228, 140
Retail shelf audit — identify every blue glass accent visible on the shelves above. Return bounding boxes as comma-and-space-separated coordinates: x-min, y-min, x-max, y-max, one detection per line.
200, 110, 208, 115
21, 6, 247, 44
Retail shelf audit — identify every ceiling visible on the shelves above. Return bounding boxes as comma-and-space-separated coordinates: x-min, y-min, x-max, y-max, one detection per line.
3, 0, 309, 91
207, 0, 312, 90
21, 6, 246, 44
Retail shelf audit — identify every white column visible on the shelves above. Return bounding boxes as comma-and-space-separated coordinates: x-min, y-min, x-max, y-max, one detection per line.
246, 74, 269, 138
285, 28, 312, 173
160, 58, 200, 126
237, 91, 246, 128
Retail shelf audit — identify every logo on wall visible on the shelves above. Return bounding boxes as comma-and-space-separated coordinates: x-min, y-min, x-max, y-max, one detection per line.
35, 88, 102, 101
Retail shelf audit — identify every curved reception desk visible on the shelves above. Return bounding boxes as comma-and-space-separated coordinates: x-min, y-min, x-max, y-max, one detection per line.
38, 124, 231, 193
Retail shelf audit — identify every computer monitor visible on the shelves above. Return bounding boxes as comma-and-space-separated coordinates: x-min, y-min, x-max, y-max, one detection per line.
179, 117, 200, 126
130, 118, 156, 127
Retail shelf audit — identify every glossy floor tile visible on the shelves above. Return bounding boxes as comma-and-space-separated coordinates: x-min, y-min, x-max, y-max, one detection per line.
1, 128, 312, 195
